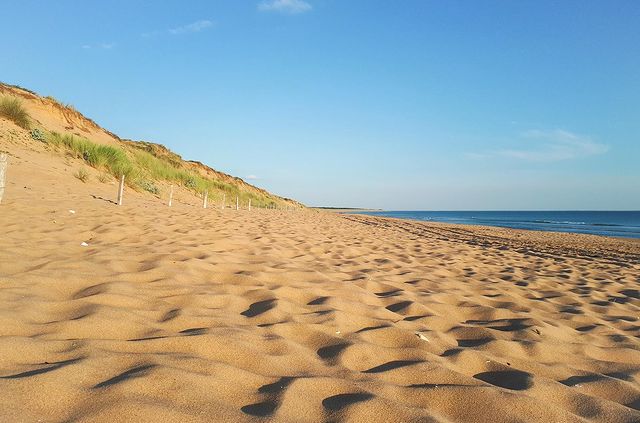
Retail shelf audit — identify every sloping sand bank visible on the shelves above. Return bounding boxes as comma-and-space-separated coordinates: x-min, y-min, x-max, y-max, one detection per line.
1, 148, 640, 422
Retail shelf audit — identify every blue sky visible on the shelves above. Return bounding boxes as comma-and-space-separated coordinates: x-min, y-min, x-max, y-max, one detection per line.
2, 0, 639, 209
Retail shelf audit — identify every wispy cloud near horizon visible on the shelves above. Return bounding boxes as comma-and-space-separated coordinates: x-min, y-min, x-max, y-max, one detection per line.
169, 20, 214, 35
470, 129, 609, 162
258, 0, 312, 14
142, 20, 214, 39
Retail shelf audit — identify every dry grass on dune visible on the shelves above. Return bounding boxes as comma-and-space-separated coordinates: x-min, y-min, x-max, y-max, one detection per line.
0, 96, 30, 129
0, 143, 640, 422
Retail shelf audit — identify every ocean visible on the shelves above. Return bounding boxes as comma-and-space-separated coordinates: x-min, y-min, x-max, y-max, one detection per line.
350, 211, 640, 239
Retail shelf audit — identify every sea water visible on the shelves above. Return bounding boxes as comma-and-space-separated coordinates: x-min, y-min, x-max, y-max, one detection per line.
351, 211, 640, 239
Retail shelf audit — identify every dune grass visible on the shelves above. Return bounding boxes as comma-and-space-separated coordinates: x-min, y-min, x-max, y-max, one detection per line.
41, 131, 288, 208
0, 96, 30, 129
48, 132, 137, 180
74, 168, 89, 183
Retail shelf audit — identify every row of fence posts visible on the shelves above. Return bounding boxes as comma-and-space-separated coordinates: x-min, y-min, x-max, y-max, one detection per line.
0, 157, 297, 211
200, 189, 252, 210
112, 174, 294, 211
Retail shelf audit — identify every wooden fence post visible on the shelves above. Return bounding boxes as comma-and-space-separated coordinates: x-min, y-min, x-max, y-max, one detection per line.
203, 190, 208, 209
0, 153, 7, 205
168, 185, 174, 207
117, 175, 125, 206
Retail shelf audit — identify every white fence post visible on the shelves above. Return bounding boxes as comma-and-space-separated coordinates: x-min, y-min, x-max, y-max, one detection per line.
117, 175, 125, 206
248, 199, 251, 211
168, 185, 174, 207
0, 153, 7, 205
236, 196, 239, 210
221, 193, 225, 210
203, 190, 208, 209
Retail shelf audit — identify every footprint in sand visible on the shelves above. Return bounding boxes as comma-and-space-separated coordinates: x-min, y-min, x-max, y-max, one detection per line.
241, 299, 277, 317
473, 370, 533, 391
362, 360, 423, 374
93, 364, 156, 389
241, 377, 296, 417
317, 342, 351, 365
322, 392, 375, 411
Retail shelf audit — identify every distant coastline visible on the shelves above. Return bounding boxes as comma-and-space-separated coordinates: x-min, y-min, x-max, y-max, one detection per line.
312, 207, 383, 213
347, 210, 640, 239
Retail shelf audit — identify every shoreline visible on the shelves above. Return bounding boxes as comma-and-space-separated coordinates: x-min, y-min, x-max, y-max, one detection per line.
339, 213, 640, 265
344, 210, 640, 241
311, 207, 383, 213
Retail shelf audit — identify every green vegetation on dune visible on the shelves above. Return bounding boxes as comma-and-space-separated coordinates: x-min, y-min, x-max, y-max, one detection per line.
0, 96, 30, 129
41, 130, 289, 208
48, 132, 137, 180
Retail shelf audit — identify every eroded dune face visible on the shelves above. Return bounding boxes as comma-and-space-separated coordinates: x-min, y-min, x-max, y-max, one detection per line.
0, 84, 115, 146
1, 144, 640, 422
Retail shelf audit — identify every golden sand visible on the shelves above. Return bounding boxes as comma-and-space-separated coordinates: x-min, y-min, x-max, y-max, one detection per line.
1, 145, 640, 422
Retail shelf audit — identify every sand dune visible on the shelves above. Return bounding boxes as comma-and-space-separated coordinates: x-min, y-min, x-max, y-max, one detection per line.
1, 145, 640, 422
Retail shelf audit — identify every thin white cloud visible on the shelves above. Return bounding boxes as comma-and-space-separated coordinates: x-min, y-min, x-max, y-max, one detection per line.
245, 175, 259, 180
464, 152, 491, 160
470, 129, 609, 162
258, 0, 312, 14
141, 30, 161, 38
81, 43, 115, 50
503, 129, 609, 161
169, 20, 213, 35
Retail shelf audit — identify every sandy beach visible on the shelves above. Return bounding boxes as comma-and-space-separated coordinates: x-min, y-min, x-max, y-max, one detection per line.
4, 3, 639, 420
1, 144, 639, 422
